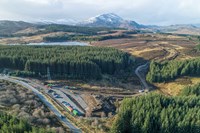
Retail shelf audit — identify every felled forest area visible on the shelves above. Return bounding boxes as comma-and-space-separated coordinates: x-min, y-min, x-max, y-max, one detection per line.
147, 58, 200, 83
0, 80, 67, 132
0, 46, 134, 79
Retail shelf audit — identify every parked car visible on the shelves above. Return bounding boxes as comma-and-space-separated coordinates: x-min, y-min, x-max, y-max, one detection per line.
139, 90, 144, 93
60, 115, 65, 119
62, 101, 69, 106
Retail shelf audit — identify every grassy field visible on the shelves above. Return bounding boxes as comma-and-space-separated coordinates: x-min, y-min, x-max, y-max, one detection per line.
155, 77, 200, 96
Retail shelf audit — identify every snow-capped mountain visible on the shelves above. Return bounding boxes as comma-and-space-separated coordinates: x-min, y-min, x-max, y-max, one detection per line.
83, 13, 123, 25
78, 13, 146, 29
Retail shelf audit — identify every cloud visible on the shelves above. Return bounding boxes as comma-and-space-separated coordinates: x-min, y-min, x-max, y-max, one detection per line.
0, 0, 200, 25
24, 0, 52, 5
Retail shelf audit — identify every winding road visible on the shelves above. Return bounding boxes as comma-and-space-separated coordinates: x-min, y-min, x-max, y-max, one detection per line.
0, 76, 81, 133
135, 63, 150, 90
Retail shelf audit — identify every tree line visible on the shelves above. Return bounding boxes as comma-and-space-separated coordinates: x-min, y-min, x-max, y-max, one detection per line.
146, 58, 200, 83
43, 34, 130, 42
0, 46, 135, 79
0, 111, 55, 133
111, 93, 200, 133
37, 24, 115, 35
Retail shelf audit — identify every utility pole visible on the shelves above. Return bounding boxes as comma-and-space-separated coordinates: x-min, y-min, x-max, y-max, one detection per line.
47, 67, 51, 80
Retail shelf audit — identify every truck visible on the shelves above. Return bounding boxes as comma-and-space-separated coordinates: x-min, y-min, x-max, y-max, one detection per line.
73, 110, 78, 116
66, 105, 73, 112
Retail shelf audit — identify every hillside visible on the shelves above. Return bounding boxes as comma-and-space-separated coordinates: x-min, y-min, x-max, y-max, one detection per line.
0, 20, 34, 36
157, 24, 200, 35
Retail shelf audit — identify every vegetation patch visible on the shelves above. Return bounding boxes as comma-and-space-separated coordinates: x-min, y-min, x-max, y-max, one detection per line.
196, 44, 200, 52
0, 111, 55, 133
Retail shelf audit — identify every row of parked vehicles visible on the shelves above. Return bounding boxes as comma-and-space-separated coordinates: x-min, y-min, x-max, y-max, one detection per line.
48, 89, 80, 116
62, 101, 79, 116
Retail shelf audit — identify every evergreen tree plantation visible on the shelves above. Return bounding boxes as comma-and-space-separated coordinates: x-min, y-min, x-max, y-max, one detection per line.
111, 93, 200, 133
146, 58, 200, 83
0, 45, 134, 79
180, 83, 200, 96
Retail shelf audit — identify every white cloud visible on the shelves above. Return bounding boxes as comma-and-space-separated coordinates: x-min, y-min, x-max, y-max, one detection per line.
0, 0, 200, 25
24, 0, 51, 5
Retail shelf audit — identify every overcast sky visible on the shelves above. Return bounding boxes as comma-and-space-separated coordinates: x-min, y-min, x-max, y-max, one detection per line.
0, 0, 200, 25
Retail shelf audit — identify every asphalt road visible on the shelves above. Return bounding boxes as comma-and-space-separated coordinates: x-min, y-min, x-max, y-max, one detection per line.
0, 76, 81, 133
135, 63, 150, 90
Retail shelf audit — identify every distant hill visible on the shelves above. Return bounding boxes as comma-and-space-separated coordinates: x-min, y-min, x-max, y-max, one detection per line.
78, 13, 146, 30
157, 24, 200, 35
0, 20, 34, 36
159, 24, 197, 31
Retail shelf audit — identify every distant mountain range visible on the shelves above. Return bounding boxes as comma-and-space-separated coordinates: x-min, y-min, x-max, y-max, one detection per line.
76, 13, 200, 35
1, 13, 200, 35
31, 13, 146, 30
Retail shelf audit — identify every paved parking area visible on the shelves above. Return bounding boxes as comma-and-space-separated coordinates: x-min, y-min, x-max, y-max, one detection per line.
47, 89, 85, 115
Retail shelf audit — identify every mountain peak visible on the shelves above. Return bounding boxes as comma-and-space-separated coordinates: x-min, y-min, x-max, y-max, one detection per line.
85, 13, 123, 24
78, 13, 144, 29
96, 13, 123, 20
